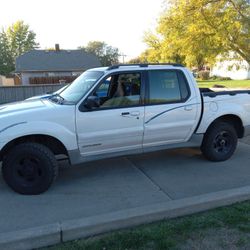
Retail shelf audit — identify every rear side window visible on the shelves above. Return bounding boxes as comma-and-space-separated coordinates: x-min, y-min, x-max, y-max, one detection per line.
148, 70, 190, 104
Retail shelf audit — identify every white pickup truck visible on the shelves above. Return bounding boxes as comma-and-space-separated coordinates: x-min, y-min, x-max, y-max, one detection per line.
1, 63, 250, 195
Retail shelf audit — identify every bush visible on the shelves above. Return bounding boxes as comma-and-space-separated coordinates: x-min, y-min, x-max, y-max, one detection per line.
209, 75, 232, 81
220, 77, 231, 81
198, 71, 210, 80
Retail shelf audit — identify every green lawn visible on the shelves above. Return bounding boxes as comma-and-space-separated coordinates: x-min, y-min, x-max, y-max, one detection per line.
197, 79, 250, 89
43, 201, 250, 250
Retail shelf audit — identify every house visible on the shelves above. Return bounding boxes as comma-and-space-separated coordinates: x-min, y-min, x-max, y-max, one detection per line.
15, 44, 101, 85
211, 53, 250, 80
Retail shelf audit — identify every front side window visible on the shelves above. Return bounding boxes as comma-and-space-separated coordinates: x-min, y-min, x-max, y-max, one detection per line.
60, 70, 104, 103
148, 70, 189, 104
95, 77, 111, 98
90, 73, 141, 109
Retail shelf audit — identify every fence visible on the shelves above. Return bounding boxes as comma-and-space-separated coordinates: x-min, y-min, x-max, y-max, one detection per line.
0, 84, 67, 105
29, 76, 77, 84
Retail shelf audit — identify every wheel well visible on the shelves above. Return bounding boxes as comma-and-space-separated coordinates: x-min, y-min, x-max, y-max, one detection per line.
208, 115, 244, 138
0, 135, 68, 161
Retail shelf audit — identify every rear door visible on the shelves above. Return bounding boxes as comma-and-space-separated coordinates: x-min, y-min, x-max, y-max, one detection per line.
143, 69, 200, 147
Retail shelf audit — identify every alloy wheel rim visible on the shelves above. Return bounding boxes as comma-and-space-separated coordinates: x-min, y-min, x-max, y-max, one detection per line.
213, 131, 232, 154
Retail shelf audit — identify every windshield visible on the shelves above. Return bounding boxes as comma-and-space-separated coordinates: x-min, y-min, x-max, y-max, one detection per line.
60, 71, 104, 103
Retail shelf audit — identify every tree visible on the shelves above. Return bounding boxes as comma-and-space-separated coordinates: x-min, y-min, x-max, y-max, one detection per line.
183, 0, 250, 64
0, 21, 38, 75
143, 0, 250, 69
127, 56, 147, 64
0, 30, 13, 75
80, 41, 119, 66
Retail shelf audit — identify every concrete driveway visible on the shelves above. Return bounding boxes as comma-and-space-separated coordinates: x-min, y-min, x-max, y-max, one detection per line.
1, 142, 250, 249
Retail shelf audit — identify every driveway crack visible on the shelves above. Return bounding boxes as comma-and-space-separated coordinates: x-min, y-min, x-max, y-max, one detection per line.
124, 157, 174, 200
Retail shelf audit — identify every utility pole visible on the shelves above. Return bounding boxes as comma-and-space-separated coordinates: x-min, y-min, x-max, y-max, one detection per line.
119, 53, 127, 64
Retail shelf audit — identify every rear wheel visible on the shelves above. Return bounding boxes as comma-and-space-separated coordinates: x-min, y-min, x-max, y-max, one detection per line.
201, 122, 238, 162
2, 143, 58, 195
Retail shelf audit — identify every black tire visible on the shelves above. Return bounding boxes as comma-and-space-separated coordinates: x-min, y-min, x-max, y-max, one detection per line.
2, 143, 58, 195
201, 122, 238, 162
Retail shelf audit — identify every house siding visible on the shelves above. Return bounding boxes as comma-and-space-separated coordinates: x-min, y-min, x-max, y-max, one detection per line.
211, 58, 250, 80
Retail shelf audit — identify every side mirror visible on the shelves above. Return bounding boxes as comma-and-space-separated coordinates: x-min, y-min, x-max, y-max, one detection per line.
84, 95, 100, 110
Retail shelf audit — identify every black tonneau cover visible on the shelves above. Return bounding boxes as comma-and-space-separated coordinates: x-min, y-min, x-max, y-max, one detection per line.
200, 88, 250, 98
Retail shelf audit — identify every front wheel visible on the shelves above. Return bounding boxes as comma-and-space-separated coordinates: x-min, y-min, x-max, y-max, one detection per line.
201, 122, 238, 162
2, 143, 58, 195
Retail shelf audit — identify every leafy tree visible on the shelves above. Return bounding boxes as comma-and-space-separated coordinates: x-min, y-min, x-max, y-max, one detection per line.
7, 21, 38, 59
143, 0, 250, 68
0, 30, 13, 75
0, 21, 38, 75
80, 41, 119, 66
127, 56, 147, 64
183, 0, 250, 64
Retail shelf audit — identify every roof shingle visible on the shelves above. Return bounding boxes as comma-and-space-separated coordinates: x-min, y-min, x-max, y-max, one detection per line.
16, 49, 101, 72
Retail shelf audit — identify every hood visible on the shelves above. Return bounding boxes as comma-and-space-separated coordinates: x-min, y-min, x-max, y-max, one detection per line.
26, 94, 52, 101
0, 99, 51, 117
0, 98, 76, 143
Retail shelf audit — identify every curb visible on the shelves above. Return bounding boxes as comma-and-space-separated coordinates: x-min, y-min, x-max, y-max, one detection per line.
61, 185, 250, 241
1, 186, 250, 250
0, 223, 61, 250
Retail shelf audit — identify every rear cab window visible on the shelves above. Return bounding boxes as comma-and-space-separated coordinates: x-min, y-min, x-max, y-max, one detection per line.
147, 70, 190, 105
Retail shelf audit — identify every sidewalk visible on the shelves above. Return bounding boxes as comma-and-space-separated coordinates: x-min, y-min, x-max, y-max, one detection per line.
0, 141, 250, 249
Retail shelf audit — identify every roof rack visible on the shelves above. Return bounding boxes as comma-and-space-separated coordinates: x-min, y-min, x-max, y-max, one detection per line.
107, 63, 184, 70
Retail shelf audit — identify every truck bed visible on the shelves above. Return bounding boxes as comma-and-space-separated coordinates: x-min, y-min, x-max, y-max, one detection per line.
200, 88, 250, 98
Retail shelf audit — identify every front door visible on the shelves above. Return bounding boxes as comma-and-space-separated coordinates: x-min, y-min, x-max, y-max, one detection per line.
76, 72, 144, 157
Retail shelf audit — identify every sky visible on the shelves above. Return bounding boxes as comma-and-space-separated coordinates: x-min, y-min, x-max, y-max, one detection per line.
1, 0, 164, 61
